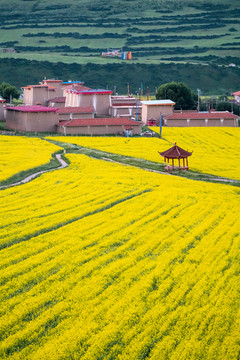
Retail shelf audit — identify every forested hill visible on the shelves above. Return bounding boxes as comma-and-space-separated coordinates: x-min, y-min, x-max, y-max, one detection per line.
0, 0, 240, 95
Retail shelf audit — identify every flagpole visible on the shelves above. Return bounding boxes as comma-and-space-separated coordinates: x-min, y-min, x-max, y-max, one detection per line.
159, 114, 162, 137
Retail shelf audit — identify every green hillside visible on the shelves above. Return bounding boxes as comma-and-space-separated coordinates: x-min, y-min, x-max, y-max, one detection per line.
0, 0, 240, 94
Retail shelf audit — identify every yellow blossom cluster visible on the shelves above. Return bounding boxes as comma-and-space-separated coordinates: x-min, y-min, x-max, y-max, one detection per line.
48, 127, 240, 179
0, 153, 239, 359
0, 136, 61, 181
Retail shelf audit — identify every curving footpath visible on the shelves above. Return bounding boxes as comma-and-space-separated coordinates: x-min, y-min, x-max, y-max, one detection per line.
0, 154, 68, 190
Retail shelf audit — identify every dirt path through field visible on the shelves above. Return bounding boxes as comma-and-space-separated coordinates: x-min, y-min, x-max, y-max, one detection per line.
0, 154, 68, 190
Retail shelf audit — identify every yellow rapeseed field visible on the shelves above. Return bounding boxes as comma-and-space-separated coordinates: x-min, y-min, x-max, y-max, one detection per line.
0, 136, 61, 181
0, 153, 239, 359
48, 127, 240, 179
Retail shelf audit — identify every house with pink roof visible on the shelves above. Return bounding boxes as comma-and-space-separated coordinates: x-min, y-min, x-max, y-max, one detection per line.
6, 106, 58, 132
233, 91, 240, 103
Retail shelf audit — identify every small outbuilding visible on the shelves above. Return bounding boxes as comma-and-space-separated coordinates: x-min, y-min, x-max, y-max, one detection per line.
159, 143, 192, 172
141, 100, 175, 125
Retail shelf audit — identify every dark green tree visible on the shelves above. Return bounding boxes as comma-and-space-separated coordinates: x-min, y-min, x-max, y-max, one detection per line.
156, 81, 197, 110
0, 81, 20, 102
216, 101, 240, 115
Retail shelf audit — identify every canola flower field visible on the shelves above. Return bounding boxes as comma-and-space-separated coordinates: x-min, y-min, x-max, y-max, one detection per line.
0, 136, 61, 182
48, 127, 240, 180
0, 146, 240, 359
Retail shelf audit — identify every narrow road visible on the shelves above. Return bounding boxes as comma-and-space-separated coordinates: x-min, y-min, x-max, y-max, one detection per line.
0, 154, 68, 190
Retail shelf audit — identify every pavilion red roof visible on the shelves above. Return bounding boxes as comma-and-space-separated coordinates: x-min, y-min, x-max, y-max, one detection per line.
58, 118, 142, 127
57, 106, 95, 114
7, 105, 58, 113
164, 111, 238, 120
159, 143, 192, 159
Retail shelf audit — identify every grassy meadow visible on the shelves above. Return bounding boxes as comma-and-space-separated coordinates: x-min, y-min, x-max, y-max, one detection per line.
0, 0, 240, 93
0, 131, 239, 359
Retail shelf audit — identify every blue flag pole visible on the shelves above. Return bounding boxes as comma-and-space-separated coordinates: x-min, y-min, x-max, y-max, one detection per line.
159, 114, 162, 137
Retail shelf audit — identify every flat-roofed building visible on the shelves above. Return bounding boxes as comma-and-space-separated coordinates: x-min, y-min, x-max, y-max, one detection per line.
141, 100, 175, 125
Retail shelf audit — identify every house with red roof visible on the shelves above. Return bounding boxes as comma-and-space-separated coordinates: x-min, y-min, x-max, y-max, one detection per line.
57, 106, 95, 121
6, 106, 58, 133
22, 79, 85, 107
233, 91, 240, 103
164, 111, 238, 127
48, 97, 66, 108
56, 118, 143, 136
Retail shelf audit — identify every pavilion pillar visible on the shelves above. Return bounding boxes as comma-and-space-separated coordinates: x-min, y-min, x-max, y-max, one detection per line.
186, 157, 188, 170
183, 158, 185, 168
178, 157, 180, 171
172, 158, 174, 171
